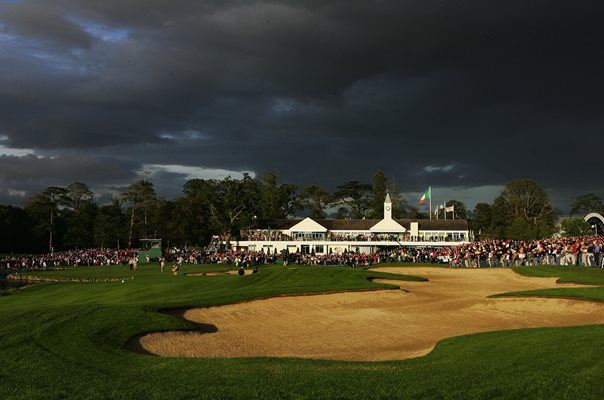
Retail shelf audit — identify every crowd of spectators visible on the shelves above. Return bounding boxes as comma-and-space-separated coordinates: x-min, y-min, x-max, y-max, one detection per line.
165, 247, 280, 266
240, 232, 292, 241
282, 251, 382, 267
446, 236, 604, 268
3, 235, 603, 271
1, 248, 139, 269
326, 233, 406, 242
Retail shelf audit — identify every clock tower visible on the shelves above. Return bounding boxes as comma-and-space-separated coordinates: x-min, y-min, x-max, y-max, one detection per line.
384, 192, 392, 220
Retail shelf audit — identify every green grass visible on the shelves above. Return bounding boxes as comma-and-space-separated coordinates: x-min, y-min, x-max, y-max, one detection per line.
1, 263, 604, 399
489, 265, 604, 302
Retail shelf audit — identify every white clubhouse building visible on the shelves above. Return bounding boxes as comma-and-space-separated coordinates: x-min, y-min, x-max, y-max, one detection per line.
231, 194, 472, 254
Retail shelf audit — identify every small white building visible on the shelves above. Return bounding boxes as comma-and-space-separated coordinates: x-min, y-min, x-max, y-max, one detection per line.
231, 193, 472, 254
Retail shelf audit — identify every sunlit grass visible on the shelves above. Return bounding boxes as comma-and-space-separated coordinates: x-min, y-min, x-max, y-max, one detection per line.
1, 263, 604, 399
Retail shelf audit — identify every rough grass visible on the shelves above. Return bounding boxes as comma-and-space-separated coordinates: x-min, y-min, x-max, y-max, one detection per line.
1, 263, 604, 399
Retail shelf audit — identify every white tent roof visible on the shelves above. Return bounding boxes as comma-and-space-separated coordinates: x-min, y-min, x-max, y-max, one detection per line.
369, 218, 406, 232
289, 217, 328, 232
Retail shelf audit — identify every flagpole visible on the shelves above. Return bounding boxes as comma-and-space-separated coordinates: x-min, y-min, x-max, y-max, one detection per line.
429, 186, 432, 220
444, 201, 446, 220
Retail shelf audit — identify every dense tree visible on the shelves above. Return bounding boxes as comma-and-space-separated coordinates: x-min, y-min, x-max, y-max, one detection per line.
63, 182, 97, 248
296, 184, 331, 219
491, 179, 555, 240
156, 197, 212, 248
94, 200, 127, 249
0, 175, 570, 253
335, 206, 350, 219
181, 178, 215, 245
0, 205, 34, 253
207, 176, 258, 245
560, 218, 592, 237
64, 182, 94, 213
371, 171, 388, 218
505, 218, 538, 241
333, 181, 372, 219
256, 173, 297, 223
570, 193, 604, 215
470, 203, 492, 233
121, 179, 158, 247
387, 179, 412, 219
24, 186, 68, 252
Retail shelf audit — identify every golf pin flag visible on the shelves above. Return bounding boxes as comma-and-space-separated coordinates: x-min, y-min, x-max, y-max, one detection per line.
419, 187, 431, 205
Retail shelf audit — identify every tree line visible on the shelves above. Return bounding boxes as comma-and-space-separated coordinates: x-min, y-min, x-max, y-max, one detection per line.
470, 180, 604, 240
0, 173, 600, 253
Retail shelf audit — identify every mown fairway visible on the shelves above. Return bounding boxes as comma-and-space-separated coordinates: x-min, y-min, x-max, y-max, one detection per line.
1, 264, 604, 399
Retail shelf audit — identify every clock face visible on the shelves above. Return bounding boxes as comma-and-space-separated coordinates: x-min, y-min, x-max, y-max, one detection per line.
385, 206, 390, 211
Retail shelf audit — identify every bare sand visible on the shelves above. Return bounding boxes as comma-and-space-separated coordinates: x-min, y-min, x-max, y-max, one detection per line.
137, 267, 604, 361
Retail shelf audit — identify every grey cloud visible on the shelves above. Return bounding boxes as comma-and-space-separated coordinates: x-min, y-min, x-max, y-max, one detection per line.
0, 154, 138, 200
0, 1, 603, 210
0, 2, 92, 48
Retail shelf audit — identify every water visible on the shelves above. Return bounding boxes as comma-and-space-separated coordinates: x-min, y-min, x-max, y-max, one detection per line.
0, 271, 27, 290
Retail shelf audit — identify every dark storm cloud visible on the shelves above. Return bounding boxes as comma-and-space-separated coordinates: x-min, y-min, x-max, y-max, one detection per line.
0, 2, 92, 48
0, 154, 138, 201
0, 0, 603, 209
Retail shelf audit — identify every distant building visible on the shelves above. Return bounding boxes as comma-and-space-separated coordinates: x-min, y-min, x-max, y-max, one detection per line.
229, 193, 472, 254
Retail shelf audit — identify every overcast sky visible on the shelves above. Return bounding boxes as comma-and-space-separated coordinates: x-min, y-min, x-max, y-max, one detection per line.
0, 0, 602, 212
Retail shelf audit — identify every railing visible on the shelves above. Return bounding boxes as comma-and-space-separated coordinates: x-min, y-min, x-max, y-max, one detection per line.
237, 236, 467, 243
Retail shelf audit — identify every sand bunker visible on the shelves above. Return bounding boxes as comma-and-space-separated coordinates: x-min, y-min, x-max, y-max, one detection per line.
137, 267, 604, 361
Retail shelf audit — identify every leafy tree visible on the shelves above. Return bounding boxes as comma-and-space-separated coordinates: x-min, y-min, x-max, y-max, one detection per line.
490, 195, 509, 238
180, 179, 218, 246
506, 217, 537, 241
470, 203, 492, 233
491, 179, 554, 240
371, 170, 387, 218
560, 218, 592, 237
333, 181, 372, 219
121, 180, 158, 247
156, 197, 212, 248
414, 211, 429, 219
297, 184, 332, 219
256, 173, 297, 223
64, 182, 94, 213
208, 176, 258, 245
94, 199, 126, 249
24, 186, 68, 252
387, 179, 412, 219
570, 194, 604, 215
63, 182, 97, 248
0, 205, 34, 253
335, 206, 350, 219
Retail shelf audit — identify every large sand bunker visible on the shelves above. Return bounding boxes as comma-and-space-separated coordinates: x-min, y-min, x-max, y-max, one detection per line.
137, 267, 604, 361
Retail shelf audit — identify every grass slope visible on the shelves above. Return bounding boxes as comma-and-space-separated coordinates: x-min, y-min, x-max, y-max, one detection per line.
0, 264, 603, 399
491, 266, 604, 302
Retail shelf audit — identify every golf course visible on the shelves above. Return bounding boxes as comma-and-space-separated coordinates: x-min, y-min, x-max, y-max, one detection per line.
2, 263, 604, 399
